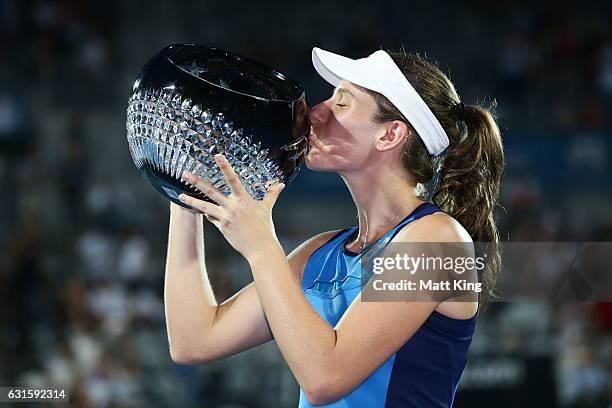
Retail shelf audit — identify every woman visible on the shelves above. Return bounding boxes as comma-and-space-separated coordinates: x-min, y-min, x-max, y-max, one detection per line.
164, 47, 504, 407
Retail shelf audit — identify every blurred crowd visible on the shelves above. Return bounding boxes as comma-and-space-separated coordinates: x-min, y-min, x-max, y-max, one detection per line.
1, 1, 611, 407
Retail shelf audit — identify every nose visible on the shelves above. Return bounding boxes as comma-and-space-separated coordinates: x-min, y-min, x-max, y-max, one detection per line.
309, 101, 331, 126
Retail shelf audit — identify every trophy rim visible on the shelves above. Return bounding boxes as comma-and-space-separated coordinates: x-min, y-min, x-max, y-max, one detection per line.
164, 43, 306, 105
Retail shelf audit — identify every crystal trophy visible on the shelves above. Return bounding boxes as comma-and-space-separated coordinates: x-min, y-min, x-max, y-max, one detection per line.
126, 44, 310, 209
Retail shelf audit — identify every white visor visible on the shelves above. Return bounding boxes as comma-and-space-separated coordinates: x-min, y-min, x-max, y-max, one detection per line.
312, 47, 449, 156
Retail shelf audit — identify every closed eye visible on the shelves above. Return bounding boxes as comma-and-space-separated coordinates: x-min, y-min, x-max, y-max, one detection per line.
336, 103, 346, 107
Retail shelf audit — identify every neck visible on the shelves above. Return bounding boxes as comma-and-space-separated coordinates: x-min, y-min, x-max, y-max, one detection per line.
340, 164, 424, 247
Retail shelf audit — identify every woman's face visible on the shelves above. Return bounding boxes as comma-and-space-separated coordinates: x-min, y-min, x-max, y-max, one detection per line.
306, 80, 386, 172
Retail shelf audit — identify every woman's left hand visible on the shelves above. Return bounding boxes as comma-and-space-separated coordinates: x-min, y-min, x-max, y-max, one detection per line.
178, 154, 285, 260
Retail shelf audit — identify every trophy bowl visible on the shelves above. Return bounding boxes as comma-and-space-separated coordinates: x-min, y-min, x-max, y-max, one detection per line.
126, 44, 310, 208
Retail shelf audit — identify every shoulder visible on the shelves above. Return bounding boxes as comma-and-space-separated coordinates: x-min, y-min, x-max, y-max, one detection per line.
392, 211, 479, 319
394, 210, 472, 243
288, 229, 345, 282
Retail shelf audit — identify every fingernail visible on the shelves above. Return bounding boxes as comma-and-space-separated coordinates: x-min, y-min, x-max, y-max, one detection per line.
181, 172, 190, 180
178, 194, 186, 202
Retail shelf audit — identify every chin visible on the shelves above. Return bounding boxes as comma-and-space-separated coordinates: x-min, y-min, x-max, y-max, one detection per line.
305, 153, 320, 170
305, 151, 328, 172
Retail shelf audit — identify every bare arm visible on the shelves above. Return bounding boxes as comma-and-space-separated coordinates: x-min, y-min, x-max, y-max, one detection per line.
164, 203, 221, 363
164, 202, 339, 364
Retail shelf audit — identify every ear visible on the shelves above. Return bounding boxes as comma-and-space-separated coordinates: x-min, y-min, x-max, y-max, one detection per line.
375, 120, 409, 152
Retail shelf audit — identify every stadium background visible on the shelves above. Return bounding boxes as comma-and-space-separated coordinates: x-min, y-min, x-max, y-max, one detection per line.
1, 1, 611, 406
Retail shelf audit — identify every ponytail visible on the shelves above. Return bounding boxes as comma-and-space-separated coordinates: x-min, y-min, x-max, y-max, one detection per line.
433, 102, 504, 306
367, 51, 505, 307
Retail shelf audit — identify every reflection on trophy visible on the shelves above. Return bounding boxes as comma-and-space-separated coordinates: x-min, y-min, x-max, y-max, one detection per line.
126, 44, 310, 209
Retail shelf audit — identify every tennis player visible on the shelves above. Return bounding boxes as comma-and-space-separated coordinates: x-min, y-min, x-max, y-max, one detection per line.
164, 47, 504, 407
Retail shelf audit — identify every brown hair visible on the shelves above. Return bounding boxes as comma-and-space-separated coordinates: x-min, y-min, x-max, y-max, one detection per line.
367, 51, 504, 307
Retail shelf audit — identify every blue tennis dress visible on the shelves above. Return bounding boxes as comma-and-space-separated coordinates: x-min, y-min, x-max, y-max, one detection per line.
298, 202, 478, 407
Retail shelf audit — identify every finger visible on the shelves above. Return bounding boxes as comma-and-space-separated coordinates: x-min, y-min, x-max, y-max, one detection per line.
185, 206, 204, 215
263, 182, 285, 207
215, 154, 247, 197
204, 213, 221, 225
181, 171, 227, 204
172, 201, 203, 215
178, 194, 224, 219
205, 214, 225, 231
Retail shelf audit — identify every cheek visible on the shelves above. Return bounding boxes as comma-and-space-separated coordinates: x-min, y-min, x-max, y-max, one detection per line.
307, 111, 378, 171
